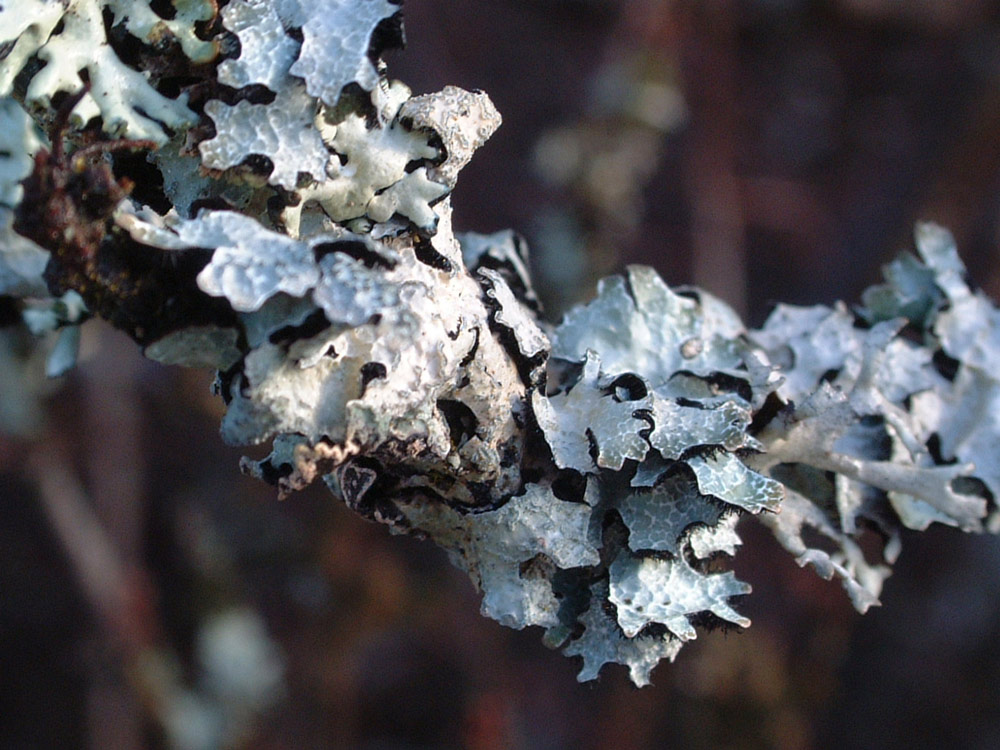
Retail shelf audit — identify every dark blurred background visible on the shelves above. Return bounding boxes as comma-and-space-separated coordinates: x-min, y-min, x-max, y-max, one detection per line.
5, 1, 1000, 748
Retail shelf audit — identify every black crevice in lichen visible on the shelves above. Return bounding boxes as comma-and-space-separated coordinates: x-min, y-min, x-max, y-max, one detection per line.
932, 348, 960, 382
470, 235, 540, 313
257, 458, 294, 485
330, 83, 379, 128
952, 475, 993, 504
437, 398, 479, 448
550, 568, 593, 640
113, 150, 170, 214
598, 510, 630, 569
11, 54, 44, 100
193, 2, 223, 43
335, 458, 381, 509
360, 361, 387, 395
748, 391, 785, 436
605, 372, 647, 402
819, 367, 840, 384
702, 370, 754, 403
544, 357, 585, 396
926, 432, 947, 464
215, 359, 243, 405
585, 427, 600, 467
493, 327, 546, 389
464, 481, 497, 508
498, 438, 522, 471
551, 469, 587, 504
633, 410, 654, 444
217, 26, 241, 63
313, 240, 395, 269
266, 189, 301, 229
342, 468, 406, 526
458, 326, 480, 368
477, 279, 548, 389
402, 130, 445, 174
412, 235, 453, 273
521, 388, 557, 475
0, 297, 21, 327
268, 309, 330, 346
239, 85, 278, 105
148, 0, 177, 20
237, 153, 275, 180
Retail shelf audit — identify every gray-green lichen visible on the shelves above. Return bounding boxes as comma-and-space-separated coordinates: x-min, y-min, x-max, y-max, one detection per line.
201, 84, 331, 191
0, 97, 48, 298
5, 0, 1000, 690
0, 0, 204, 143
608, 552, 750, 640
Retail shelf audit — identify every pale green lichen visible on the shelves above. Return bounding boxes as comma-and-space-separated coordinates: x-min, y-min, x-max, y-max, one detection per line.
286, 0, 400, 106
398, 483, 599, 629
0, 97, 48, 298
648, 393, 760, 459
217, 0, 300, 91
563, 581, 683, 687
5, 0, 1000, 691
478, 268, 550, 360
552, 266, 745, 384
0, 0, 201, 143
200, 84, 331, 191
616, 473, 724, 555
608, 553, 750, 640
532, 350, 651, 472
687, 452, 783, 514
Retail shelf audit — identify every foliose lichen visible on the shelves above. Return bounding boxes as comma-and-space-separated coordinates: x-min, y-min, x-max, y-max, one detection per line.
5, 0, 1000, 688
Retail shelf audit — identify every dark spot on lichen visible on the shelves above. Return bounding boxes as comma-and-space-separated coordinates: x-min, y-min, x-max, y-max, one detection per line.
360, 361, 387, 394
413, 235, 453, 272
437, 398, 478, 447
312, 239, 394, 269
269, 309, 329, 345
551, 469, 586, 503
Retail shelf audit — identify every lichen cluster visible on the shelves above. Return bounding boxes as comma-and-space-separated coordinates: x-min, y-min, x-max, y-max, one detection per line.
3, 0, 999, 686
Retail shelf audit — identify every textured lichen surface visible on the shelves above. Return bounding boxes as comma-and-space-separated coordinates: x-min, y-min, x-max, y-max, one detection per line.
0, 0, 206, 143
4, 0, 1000, 688
0, 98, 48, 297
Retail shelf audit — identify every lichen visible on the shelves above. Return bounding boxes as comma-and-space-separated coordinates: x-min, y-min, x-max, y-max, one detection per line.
285, 0, 401, 106
0, 98, 48, 298
200, 84, 331, 191
0, 0, 202, 144
398, 483, 599, 629
551, 265, 745, 384
532, 350, 651, 472
217, 0, 300, 91
607, 552, 750, 640
6, 0, 1000, 690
